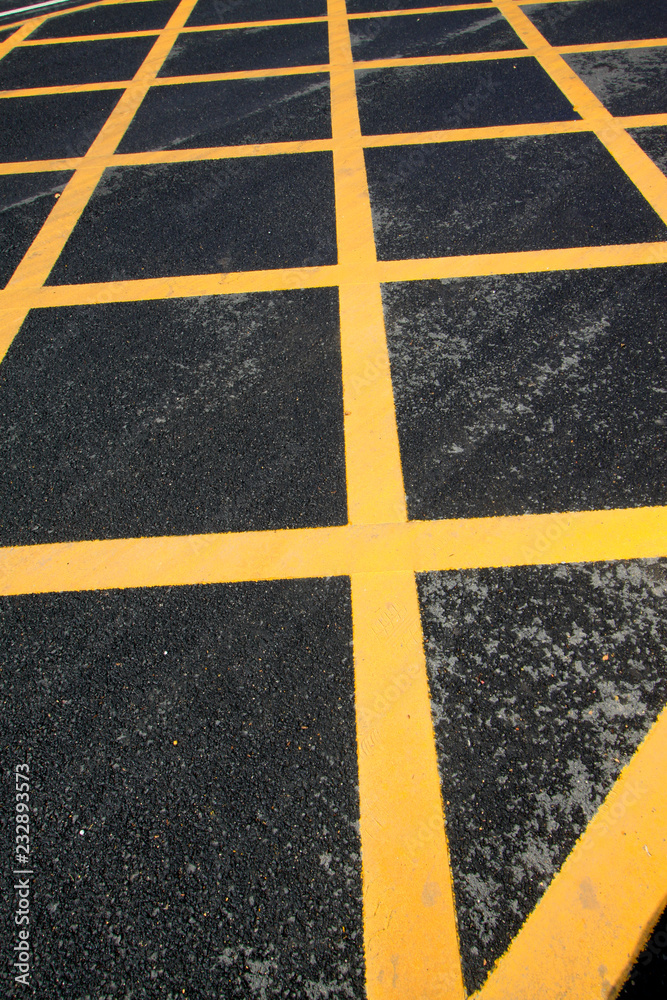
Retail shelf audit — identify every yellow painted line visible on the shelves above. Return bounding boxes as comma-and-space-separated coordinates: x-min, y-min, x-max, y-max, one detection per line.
558, 37, 667, 54
0, 14, 45, 57
0, 265, 341, 314
353, 48, 530, 69
0, 80, 130, 96
0, 156, 83, 173
21, 29, 159, 42
328, 0, 406, 526
3, 242, 667, 316
476, 704, 667, 1000
110, 137, 333, 165
1, 504, 663, 604
0, 0, 200, 361
151, 63, 330, 84
17, 16, 330, 42
376, 241, 667, 282
497, 1, 667, 226
5, 114, 667, 178
179, 16, 329, 31
347, 2, 493, 17
352, 572, 465, 1000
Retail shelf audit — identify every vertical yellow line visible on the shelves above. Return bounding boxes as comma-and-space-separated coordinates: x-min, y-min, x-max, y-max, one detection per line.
327, 0, 406, 526
352, 572, 466, 1000
497, 0, 667, 224
0, 0, 199, 360
326, 2, 464, 996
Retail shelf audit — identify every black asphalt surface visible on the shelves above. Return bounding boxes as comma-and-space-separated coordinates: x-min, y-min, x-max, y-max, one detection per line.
382, 267, 667, 519
365, 135, 667, 257
356, 58, 580, 134
1, 578, 364, 998
45, 154, 337, 281
117, 74, 331, 150
0, 171, 73, 287
1, 0, 666, 996
0, 291, 347, 543
418, 558, 667, 993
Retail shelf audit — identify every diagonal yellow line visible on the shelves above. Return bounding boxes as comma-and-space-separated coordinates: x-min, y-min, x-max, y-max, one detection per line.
476, 704, 667, 1000
17, 15, 331, 43
0, 0, 200, 360
0, 13, 46, 54
497, 0, 667, 227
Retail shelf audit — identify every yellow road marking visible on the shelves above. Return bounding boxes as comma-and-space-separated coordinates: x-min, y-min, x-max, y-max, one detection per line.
347, 2, 493, 17
4, 113, 667, 178
17, 16, 330, 43
0, 0, 199, 357
0, 14, 46, 55
328, 0, 406, 526
1, 0, 667, 995
559, 36, 667, 53
0, 80, 131, 96
3, 241, 665, 321
21, 30, 160, 42
352, 572, 464, 1000
353, 48, 530, 69
477, 704, 667, 1000
497, 0, 667, 226
0, 503, 663, 603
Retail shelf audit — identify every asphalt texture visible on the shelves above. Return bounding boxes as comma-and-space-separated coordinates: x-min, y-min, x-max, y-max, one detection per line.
117, 74, 331, 151
0, 89, 123, 160
27, 0, 179, 38
0, 291, 347, 543
0, 171, 73, 287
349, 9, 525, 61
0, 36, 156, 89
46, 154, 337, 282
158, 23, 329, 75
417, 557, 667, 993
365, 134, 667, 258
382, 267, 667, 520
0, 578, 365, 998
356, 58, 579, 134
1, 0, 666, 997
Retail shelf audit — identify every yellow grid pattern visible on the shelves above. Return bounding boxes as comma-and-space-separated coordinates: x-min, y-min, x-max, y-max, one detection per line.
1, 0, 667, 996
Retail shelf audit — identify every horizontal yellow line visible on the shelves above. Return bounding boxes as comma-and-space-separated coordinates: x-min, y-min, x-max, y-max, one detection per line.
347, 2, 493, 17
3, 113, 667, 177
353, 48, 530, 69
3, 242, 665, 314
0, 80, 129, 98
21, 29, 158, 42
0, 265, 341, 310
559, 36, 667, 54
375, 241, 667, 281
111, 137, 332, 165
18, 15, 330, 43
0, 507, 665, 596
364, 113, 667, 145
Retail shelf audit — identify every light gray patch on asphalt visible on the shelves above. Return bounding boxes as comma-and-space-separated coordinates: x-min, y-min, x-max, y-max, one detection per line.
417, 558, 667, 994
565, 47, 667, 117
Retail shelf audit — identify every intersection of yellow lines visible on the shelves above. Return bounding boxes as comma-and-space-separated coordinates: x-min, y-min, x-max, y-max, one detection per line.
0, 0, 666, 995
